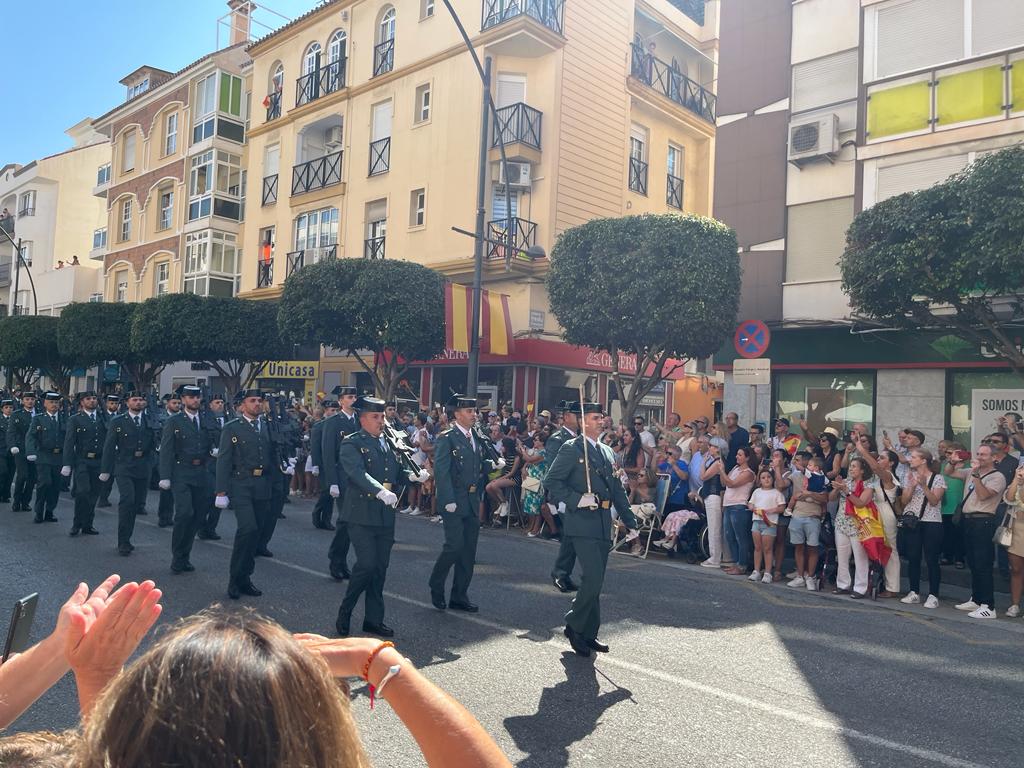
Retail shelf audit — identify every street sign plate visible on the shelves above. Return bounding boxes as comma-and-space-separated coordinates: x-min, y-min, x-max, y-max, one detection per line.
732, 358, 771, 385
734, 320, 771, 359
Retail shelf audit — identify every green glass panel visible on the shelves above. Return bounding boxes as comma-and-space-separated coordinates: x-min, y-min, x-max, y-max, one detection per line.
936, 65, 1004, 125
1012, 60, 1024, 112
219, 73, 231, 113
867, 80, 931, 139
230, 77, 242, 116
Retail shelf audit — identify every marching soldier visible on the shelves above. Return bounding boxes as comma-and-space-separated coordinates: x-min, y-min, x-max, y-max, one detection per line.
544, 401, 639, 658
323, 386, 359, 580
95, 394, 121, 508
156, 392, 181, 527
310, 399, 339, 530
196, 393, 227, 540
334, 396, 404, 638
215, 389, 274, 600
546, 401, 581, 594
428, 394, 504, 613
62, 391, 107, 536
26, 392, 68, 526
0, 398, 14, 504
257, 396, 288, 557
7, 391, 38, 512
99, 391, 155, 556
159, 386, 215, 574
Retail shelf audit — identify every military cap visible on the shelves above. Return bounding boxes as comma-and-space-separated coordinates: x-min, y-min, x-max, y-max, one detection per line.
355, 396, 386, 413
44, 392, 62, 402
125, 391, 146, 400
332, 385, 358, 396
209, 393, 225, 403
237, 388, 265, 400
18, 391, 36, 400
565, 401, 602, 416
1, 399, 13, 408
446, 394, 480, 411
561, 400, 580, 414
161, 393, 180, 403
105, 394, 121, 402
78, 390, 98, 399
177, 384, 202, 397
321, 399, 340, 409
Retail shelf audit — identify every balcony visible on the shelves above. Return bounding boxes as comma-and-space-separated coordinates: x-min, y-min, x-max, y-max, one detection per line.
291, 151, 342, 197
257, 259, 274, 288
93, 164, 111, 197
628, 157, 648, 196
373, 39, 395, 77
629, 43, 716, 124
486, 216, 537, 261
667, 173, 683, 209
368, 138, 390, 177
261, 174, 278, 206
491, 102, 542, 163
89, 228, 108, 261
265, 90, 282, 122
295, 59, 347, 107
286, 244, 337, 276
364, 236, 386, 260
482, 0, 564, 36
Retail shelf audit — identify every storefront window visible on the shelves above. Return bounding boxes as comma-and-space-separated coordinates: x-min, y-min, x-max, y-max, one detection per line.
606, 378, 667, 426
430, 366, 512, 411
774, 372, 875, 439
537, 368, 597, 415
948, 371, 1024, 447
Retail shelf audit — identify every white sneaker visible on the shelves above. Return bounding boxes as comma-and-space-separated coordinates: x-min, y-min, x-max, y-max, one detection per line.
761, 572, 772, 585
1006, 605, 1021, 618
805, 576, 817, 591
399, 506, 412, 515
901, 591, 920, 605
968, 604, 997, 619
786, 570, 799, 579
955, 599, 980, 611
923, 595, 939, 609
700, 559, 720, 568
788, 576, 806, 588
409, 508, 426, 517
748, 570, 762, 582
497, 502, 508, 518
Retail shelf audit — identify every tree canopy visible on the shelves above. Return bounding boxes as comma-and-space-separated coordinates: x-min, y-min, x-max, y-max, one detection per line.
546, 214, 739, 421
842, 146, 1024, 374
0, 315, 74, 393
278, 259, 445, 400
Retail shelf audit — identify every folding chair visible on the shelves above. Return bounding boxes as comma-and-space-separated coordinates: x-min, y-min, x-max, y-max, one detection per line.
612, 473, 670, 558
503, 483, 526, 530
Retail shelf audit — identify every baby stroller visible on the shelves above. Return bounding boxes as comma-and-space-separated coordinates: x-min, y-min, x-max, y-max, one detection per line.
815, 512, 838, 592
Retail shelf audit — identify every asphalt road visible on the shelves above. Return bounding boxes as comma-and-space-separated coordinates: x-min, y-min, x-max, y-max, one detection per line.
3, 490, 1022, 767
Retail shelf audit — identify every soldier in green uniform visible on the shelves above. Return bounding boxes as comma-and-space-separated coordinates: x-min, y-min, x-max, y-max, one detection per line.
95, 394, 121, 508
62, 391, 107, 536
196, 393, 227, 540
0, 399, 14, 504
156, 393, 181, 527
215, 389, 274, 600
159, 385, 215, 574
100, 391, 156, 556
429, 394, 504, 613
7, 391, 38, 512
26, 392, 68, 526
546, 401, 581, 594
545, 401, 639, 658
324, 386, 359, 580
309, 399, 339, 530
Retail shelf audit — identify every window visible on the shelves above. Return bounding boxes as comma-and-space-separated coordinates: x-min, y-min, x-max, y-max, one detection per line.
272, 63, 284, 93
774, 372, 875, 440
126, 78, 149, 100
164, 112, 178, 155
628, 126, 648, 195
667, 144, 682, 177
19, 241, 32, 267
193, 74, 217, 142
158, 188, 174, 230
120, 199, 132, 242
219, 73, 243, 116
18, 190, 35, 216
379, 7, 396, 43
96, 164, 111, 186
293, 207, 340, 251
948, 371, 1024, 446
667, 144, 683, 209
370, 100, 393, 176
410, 188, 426, 227
873, 0, 964, 80
184, 230, 239, 297
122, 130, 136, 173
303, 42, 322, 76
154, 262, 170, 295
92, 228, 107, 250
328, 30, 347, 63
785, 197, 855, 282
189, 150, 213, 220
375, 7, 396, 76
421, 0, 435, 19
414, 83, 431, 124
239, 170, 247, 222
792, 49, 859, 114
115, 272, 128, 303
365, 199, 387, 259
496, 73, 526, 109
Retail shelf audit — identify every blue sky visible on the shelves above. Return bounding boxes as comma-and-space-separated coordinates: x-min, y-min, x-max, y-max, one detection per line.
1, 1, 314, 165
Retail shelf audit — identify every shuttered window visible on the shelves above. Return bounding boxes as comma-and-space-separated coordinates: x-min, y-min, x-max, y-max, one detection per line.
875, 154, 967, 202
496, 74, 526, 108
972, 0, 1024, 56
792, 49, 859, 113
875, 0, 964, 79
785, 197, 855, 283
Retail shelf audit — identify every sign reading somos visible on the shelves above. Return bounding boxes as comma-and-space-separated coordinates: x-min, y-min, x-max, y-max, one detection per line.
970, 388, 1024, 453
265, 361, 319, 380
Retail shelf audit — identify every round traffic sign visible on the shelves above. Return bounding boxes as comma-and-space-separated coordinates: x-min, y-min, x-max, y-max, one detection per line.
734, 320, 771, 359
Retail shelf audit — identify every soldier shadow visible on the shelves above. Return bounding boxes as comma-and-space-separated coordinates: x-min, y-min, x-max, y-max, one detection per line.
503, 653, 635, 768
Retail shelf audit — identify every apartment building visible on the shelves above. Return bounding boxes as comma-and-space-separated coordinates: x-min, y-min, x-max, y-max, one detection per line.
714, 0, 1024, 447
241, 0, 721, 418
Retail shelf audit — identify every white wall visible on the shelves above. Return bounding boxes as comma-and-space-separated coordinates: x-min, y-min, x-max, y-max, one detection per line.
874, 369, 946, 452
792, 0, 862, 64
782, 279, 850, 322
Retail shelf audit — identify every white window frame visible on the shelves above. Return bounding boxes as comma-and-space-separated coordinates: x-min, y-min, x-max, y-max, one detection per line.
414, 83, 431, 124
328, 30, 347, 63
18, 190, 35, 215
122, 130, 136, 173
410, 188, 426, 228
421, 0, 435, 20
303, 42, 322, 76
155, 262, 170, 295
272, 63, 284, 92
158, 188, 174, 231
667, 144, 682, 177
19, 241, 32, 267
293, 207, 340, 251
379, 7, 397, 44
164, 112, 178, 156
188, 150, 214, 221
120, 199, 132, 242
116, 274, 128, 303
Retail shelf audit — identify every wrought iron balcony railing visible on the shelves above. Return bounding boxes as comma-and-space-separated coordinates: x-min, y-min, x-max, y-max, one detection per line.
629, 157, 648, 196
482, 0, 565, 36
265, 90, 282, 122
629, 43, 716, 123
667, 173, 683, 209
364, 236, 386, 260
291, 151, 343, 196
286, 244, 337, 276
295, 58, 347, 107
373, 39, 395, 77
368, 138, 390, 177
486, 216, 538, 261
257, 260, 274, 288
491, 102, 542, 150
262, 174, 278, 206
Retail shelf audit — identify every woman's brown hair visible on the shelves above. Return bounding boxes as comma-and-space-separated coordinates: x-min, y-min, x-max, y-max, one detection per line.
74, 609, 370, 768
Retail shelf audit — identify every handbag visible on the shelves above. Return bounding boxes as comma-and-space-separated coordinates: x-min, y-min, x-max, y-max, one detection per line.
521, 475, 542, 493
994, 507, 1015, 548
897, 473, 935, 531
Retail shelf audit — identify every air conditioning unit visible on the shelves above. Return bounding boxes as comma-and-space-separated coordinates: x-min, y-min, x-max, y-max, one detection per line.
496, 161, 531, 188
788, 114, 840, 165
324, 126, 343, 149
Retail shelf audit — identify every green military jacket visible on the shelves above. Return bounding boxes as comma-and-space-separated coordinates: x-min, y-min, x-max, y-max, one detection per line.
101, 412, 156, 479
544, 436, 637, 540
63, 411, 106, 468
160, 411, 216, 484
0, 414, 9, 454
216, 416, 273, 500
321, 410, 359, 489
544, 425, 576, 464
433, 425, 498, 517
26, 411, 68, 467
338, 429, 405, 527
6, 408, 34, 452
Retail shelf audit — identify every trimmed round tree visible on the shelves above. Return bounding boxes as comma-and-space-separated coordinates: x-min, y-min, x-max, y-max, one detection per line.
0, 315, 74, 393
546, 214, 739, 421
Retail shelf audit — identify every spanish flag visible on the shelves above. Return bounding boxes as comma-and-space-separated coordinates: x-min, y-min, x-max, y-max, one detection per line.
444, 283, 514, 356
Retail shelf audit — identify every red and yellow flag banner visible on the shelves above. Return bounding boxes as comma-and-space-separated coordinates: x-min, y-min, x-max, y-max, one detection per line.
444, 282, 514, 356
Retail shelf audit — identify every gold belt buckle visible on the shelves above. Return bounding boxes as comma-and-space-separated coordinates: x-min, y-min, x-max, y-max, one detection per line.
134, 450, 144, 458
86, 452, 97, 459
191, 458, 203, 466
252, 468, 264, 477
52, 448, 61, 454
382, 482, 392, 490
600, 500, 611, 509
468, 484, 477, 493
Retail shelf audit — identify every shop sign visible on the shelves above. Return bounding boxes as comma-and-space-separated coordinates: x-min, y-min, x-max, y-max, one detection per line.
970, 388, 1024, 451
264, 360, 319, 379
732, 358, 771, 385
639, 381, 667, 407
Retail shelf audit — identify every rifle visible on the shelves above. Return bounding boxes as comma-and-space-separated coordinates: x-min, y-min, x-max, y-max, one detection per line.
381, 418, 424, 477
471, 424, 503, 465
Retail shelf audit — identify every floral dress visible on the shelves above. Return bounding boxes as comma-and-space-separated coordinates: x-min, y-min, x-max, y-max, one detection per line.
523, 448, 547, 516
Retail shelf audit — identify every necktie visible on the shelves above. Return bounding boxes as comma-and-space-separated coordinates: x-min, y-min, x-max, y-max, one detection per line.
379, 436, 387, 455
254, 418, 260, 434
134, 415, 141, 429
90, 412, 95, 422
466, 428, 476, 453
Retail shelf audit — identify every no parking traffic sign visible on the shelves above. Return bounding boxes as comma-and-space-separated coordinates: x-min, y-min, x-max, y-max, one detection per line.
733, 320, 771, 359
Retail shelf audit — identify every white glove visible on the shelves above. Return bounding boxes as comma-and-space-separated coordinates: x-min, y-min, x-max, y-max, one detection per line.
60, 466, 72, 477
215, 495, 230, 509
557, 502, 567, 515
496, 457, 507, 469
445, 502, 457, 513
329, 484, 340, 498
211, 447, 219, 457
578, 492, 598, 509
376, 488, 398, 507
311, 466, 320, 476
284, 463, 295, 476
158, 479, 171, 491
287, 457, 297, 467
98, 473, 110, 483
26, 455, 36, 462
417, 469, 430, 483
9, 446, 18, 455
